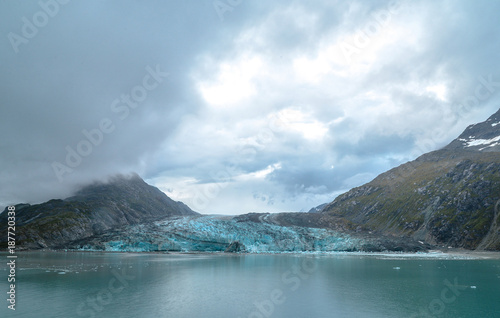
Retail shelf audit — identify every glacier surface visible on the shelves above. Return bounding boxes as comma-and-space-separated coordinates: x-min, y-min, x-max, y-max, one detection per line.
78, 215, 364, 253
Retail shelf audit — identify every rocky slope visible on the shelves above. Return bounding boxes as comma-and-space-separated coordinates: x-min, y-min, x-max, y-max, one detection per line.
322, 109, 500, 250
0, 173, 197, 249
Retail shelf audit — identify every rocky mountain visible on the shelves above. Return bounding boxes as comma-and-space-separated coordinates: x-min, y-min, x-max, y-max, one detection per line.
322, 108, 500, 250
0, 173, 197, 249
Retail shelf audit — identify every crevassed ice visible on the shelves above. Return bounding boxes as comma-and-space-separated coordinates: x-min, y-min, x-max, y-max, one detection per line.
95, 216, 363, 253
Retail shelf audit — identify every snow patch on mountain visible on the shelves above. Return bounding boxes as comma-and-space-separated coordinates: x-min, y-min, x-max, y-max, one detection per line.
459, 135, 500, 148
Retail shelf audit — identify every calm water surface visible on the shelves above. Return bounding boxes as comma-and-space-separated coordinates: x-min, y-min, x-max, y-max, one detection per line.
1, 251, 499, 318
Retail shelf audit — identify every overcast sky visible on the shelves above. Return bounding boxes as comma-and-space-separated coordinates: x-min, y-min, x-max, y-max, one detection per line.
1, 0, 500, 214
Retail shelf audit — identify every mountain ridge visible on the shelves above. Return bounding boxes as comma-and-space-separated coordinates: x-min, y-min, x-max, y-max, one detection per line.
0, 173, 197, 249
321, 108, 500, 250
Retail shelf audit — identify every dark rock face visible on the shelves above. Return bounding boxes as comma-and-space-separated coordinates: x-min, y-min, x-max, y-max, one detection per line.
0, 173, 197, 249
67, 173, 196, 226
322, 109, 500, 251
225, 241, 246, 253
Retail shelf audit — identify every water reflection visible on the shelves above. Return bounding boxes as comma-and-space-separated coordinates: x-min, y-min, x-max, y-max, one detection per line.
0, 252, 499, 318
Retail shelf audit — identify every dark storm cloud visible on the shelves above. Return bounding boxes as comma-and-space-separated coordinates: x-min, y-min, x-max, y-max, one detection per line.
0, 0, 259, 205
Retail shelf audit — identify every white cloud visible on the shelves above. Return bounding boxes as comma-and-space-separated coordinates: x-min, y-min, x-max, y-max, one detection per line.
235, 162, 282, 181
426, 84, 448, 101
274, 108, 329, 141
197, 56, 263, 108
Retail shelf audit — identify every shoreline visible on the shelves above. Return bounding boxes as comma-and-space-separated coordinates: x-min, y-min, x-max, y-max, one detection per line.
2, 248, 499, 259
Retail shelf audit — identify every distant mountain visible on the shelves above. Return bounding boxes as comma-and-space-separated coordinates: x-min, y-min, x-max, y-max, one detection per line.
322, 108, 500, 250
308, 203, 328, 213
0, 173, 197, 249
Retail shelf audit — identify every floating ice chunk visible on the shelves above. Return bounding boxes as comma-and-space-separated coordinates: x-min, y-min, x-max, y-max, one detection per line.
58, 272, 66, 275
470, 286, 477, 289
393, 267, 401, 270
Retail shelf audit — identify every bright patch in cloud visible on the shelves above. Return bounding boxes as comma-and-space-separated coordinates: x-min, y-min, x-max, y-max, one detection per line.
236, 163, 282, 181
426, 84, 448, 101
198, 56, 263, 107
276, 108, 328, 141
150, 176, 200, 203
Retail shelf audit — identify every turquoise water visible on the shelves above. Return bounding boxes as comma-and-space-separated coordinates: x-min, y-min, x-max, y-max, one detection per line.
1, 252, 499, 318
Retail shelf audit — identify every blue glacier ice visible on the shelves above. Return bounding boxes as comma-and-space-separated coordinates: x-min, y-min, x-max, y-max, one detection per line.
82, 215, 365, 253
